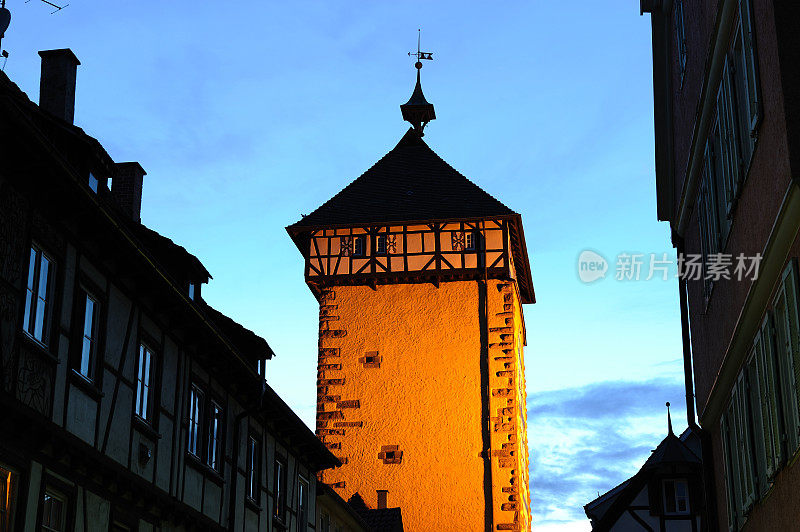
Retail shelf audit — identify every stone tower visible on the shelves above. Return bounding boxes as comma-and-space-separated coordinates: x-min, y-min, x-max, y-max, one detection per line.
287, 67, 535, 531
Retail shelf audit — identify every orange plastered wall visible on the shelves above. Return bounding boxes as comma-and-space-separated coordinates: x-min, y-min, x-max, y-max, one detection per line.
317, 281, 488, 530
316, 278, 531, 531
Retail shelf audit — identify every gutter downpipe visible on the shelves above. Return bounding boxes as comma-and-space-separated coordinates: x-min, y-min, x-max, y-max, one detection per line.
675, 232, 718, 532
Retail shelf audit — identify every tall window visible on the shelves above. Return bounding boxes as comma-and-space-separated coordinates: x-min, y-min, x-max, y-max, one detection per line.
0, 466, 18, 532
206, 401, 223, 471
40, 488, 68, 532
135, 345, 154, 422
274, 457, 287, 520
297, 476, 308, 532
188, 283, 195, 301
465, 232, 475, 251
77, 292, 99, 380
662, 479, 690, 514
375, 235, 387, 255
353, 236, 365, 256
246, 434, 259, 501
675, 0, 687, 82
722, 261, 800, 528
188, 385, 203, 457
23, 245, 54, 344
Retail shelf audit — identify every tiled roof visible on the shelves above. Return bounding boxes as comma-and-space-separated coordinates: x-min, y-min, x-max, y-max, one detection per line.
132, 223, 211, 283
289, 128, 516, 229
201, 303, 274, 361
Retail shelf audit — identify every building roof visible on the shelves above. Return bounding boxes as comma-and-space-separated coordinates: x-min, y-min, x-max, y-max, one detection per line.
360, 508, 404, 532
584, 427, 702, 530
0, 62, 338, 470
288, 127, 516, 229
202, 303, 274, 361
287, 127, 536, 303
132, 223, 212, 283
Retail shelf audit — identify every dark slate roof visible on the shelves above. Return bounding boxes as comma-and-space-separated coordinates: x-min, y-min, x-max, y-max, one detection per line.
360, 508, 404, 532
584, 479, 631, 523
584, 427, 702, 529
643, 430, 701, 469
132, 223, 211, 283
289, 128, 516, 229
201, 303, 274, 361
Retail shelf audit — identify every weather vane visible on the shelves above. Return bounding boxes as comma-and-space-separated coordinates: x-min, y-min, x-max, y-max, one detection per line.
408, 29, 433, 69
25, 0, 69, 14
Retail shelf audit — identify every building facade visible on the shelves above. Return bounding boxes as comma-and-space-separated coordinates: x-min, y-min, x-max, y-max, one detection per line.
0, 49, 340, 531
643, 0, 800, 530
287, 66, 535, 531
585, 415, 704, 532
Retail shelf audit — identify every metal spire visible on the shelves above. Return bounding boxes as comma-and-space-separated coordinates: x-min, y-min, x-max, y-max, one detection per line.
666, 402, 674, 435
401, 29, 436, 136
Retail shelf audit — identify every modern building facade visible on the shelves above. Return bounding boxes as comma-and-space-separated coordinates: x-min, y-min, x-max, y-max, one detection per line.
0, 49, 341, 531
643, 0, 800, 530
287, 63, 535, 531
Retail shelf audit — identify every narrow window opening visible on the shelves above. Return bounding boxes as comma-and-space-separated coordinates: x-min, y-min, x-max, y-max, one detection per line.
88, 173, 99, 193
135, 345, 155, 422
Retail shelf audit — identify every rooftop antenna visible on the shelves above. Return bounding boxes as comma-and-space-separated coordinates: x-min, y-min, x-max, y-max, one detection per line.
401, 29, 436, 136
25, 0, 69, 15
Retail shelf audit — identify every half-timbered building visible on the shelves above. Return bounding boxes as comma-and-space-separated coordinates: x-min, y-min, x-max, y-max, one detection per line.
0, 48, 341, 531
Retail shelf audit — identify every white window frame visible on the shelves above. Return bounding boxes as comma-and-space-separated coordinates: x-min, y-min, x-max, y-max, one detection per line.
23, 244, 54, 345
135, 344, 155, 422
206, 401, 223, 471
78, 292, 99, 381
662, 479, 691, 515
187, 385, 203, 456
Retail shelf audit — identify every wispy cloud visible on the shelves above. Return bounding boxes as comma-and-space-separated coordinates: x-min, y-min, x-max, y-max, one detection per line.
528, 378, 685, 530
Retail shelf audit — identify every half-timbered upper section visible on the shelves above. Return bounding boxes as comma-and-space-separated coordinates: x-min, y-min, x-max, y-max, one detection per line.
287, 128, 535, 304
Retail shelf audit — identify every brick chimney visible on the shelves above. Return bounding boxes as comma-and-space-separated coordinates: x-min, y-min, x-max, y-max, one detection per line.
38, 49, 80, 124
112, 162, 146, 223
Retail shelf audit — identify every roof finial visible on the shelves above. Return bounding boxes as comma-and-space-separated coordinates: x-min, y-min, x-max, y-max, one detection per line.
401, 29, 436, 136
0, 1, 10, 51
666, 402, 674, 435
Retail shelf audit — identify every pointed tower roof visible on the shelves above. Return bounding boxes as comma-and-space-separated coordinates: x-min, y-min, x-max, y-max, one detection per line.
289, 128, 515, 228
287, 128, 535, 303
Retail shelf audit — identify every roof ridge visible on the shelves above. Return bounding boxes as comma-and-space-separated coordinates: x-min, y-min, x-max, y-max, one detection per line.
288, 128, 516, 229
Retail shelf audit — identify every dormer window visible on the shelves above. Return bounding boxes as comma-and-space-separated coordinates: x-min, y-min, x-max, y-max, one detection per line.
376, 235, 387, 255
88, 172, 99, 193
663, 479, 690, 515
188, 283, 195, 301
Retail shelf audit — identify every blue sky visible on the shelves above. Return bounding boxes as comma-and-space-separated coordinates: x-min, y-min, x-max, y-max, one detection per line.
4, 1, 686, 529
